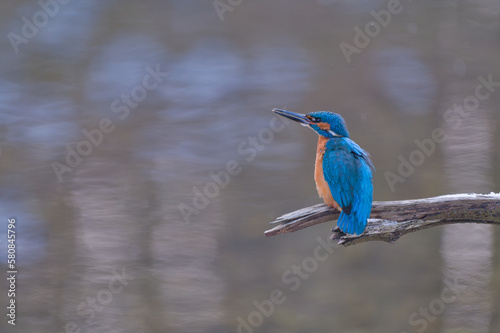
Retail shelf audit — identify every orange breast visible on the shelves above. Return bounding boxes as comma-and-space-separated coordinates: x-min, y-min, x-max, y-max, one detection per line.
314, 136, 341, 211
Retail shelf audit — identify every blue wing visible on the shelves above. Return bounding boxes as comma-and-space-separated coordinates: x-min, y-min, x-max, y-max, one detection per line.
322, 139, 374, 235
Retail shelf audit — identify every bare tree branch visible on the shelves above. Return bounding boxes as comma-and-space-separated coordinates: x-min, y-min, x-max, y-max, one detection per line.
265, 193, 500, 246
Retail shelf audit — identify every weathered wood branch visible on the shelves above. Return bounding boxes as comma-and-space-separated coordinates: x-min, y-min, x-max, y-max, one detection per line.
265, 193, 500, 246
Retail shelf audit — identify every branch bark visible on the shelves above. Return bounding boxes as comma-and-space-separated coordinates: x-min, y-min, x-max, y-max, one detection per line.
265, 193, 500, 246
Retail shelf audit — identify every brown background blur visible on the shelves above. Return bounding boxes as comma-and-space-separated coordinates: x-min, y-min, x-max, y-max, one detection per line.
0, 1, 500, 333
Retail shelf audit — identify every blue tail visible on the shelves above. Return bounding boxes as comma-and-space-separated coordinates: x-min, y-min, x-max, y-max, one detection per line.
337, 211, 368, 235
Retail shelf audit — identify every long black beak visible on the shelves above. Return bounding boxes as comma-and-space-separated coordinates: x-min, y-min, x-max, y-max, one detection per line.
272, 109, 312, 125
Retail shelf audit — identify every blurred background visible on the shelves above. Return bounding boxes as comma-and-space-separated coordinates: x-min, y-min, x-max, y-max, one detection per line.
0, 1, 500, 332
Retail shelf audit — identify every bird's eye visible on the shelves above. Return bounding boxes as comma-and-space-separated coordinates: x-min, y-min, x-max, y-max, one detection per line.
306, 115, 320, 123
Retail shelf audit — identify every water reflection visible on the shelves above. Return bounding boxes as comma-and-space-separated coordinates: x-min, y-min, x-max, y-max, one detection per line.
435, 2, 500, 331
370, 47, 437, 115
0, 1, 499, 333
441, 100, 495, 333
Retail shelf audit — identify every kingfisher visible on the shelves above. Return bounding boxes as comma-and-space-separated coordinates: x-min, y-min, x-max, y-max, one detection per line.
273, 109, 374, 235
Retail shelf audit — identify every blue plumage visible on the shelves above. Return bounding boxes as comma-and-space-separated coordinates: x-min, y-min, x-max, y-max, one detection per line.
322, 138, 374, 235
272, 108, 374, 235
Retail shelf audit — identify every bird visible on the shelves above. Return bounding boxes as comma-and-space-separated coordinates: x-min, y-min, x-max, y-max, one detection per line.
273, 108, 374, 235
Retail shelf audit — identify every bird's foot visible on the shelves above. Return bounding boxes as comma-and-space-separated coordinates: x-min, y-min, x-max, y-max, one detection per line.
331, 226, 346, 238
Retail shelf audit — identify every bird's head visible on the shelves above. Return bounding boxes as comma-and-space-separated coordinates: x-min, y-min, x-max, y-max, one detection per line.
273, 109, 350, 138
